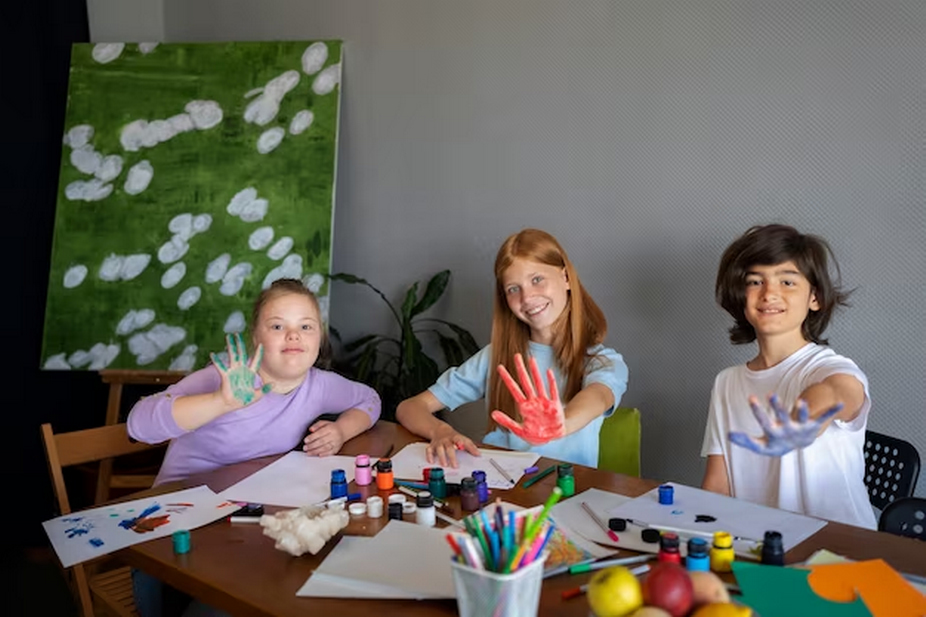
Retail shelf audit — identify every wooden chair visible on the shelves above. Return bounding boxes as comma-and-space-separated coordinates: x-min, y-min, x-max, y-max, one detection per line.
41, 422, 163, 617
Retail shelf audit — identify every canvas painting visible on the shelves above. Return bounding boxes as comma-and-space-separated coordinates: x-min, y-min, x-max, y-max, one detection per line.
41, 41, 342, 371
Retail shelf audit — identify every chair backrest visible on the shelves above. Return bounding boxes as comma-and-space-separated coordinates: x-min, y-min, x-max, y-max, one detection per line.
863, 430, 921, 511
598, 407, 641, 477
41, 422, 161, 617
878, 497, 926, 541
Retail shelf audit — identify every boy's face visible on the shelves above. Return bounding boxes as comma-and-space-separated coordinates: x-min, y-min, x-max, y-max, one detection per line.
743, 260, 820, 342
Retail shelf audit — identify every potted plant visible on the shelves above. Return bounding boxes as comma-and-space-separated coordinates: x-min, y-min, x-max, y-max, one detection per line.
327, 270, 480, 420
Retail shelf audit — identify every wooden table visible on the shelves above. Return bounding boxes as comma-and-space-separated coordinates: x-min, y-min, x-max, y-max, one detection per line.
119, 421, 926, 616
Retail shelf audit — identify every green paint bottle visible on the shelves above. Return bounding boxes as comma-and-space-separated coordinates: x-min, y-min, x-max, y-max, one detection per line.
556, 463, 575, 497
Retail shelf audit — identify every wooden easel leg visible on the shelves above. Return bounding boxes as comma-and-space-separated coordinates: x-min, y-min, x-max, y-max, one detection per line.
95, 382, 123, 504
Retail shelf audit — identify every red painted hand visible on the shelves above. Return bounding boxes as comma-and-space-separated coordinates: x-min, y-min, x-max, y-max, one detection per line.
490, 353, 566, 445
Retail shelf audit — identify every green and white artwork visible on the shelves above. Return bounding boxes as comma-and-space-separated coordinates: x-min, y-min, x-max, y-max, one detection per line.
41, 41, 342, 371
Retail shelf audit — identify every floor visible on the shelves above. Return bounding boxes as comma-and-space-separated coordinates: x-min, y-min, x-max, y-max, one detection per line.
14, 547, 80, 616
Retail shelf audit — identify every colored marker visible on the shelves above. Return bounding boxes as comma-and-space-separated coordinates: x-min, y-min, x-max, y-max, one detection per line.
436, 510, 465, 529
544, 557, 596, 579
228, 516, 262, 524
524, 465, 539, 474
395, 480, 429, 490
522, 465, 556, 488
561, 584, 589, 600
569, 554, 653, 575
581, 502, 620, 542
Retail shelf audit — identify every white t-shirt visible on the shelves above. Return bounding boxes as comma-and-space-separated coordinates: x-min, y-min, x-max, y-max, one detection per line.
701, 343, 877, 529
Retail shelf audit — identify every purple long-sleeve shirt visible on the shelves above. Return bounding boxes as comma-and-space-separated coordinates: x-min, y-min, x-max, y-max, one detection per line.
127, 366, 381, 485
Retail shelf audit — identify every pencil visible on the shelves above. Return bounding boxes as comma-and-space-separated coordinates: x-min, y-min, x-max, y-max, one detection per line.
581, 501, 620, 542
383, 444, 394, 458
522, 464, 556, 488
489, 457, 515, 484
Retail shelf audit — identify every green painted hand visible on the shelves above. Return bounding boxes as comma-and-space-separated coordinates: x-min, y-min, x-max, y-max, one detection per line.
211, 333, 272, 408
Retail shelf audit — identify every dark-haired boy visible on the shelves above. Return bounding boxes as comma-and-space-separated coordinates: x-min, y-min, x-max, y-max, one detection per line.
701, 224, 876, 529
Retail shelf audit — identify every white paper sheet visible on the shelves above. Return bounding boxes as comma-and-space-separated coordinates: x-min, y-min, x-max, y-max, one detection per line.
389, 442, 540, 489
303, 519, 456, 598
550, 487, 631, 549
297, 536, 445, 599
43, 485, 238, 567
608, 482, 827, 554
218, 451, 357, 507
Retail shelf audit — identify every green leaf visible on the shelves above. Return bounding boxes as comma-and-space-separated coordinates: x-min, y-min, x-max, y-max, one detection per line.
344, 334, 379, 353
405, 350, 440, 398
411, 270, 450, 318
437, 333, 464, 366
401, 282, 419, 321
445, 322, 480, 355
355, 344, 378, 382
328, 272, 369, 285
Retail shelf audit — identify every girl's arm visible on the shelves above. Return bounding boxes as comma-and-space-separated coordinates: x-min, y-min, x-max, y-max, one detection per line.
127, 367, 227, 443
396, 391, 480, 467
562, 382, 615, 435
701, 454, 731, 495
303, 372, 383, 456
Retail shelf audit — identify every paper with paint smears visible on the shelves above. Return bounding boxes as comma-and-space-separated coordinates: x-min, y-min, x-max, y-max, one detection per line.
42, 485, 237, 567
733, 561, 871, 617
389, 442, 539, 489
807, 559, 926, 617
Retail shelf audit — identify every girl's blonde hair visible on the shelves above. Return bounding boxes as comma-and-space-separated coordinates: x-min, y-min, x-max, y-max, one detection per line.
487, 229, 607, 431
250, 278, 331, 368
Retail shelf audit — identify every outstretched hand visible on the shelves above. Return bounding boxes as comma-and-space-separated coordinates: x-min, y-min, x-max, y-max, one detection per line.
729, 394, 842, 457
490, 353, 566, 445
211, 333, 272, 408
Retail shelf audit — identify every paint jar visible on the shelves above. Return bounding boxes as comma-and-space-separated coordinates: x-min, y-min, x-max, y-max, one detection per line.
657, 531, 682, 565
354, 454, 372, 486
556, 464, 575, 497
172, 530, 191, 555
423, 467, 432, 482
388, 493, 405, 505
330, 469, 348, 499
428, 467, 447, 499
415, 491, 436, 527
472, 470, 489, 505
460, 477, 480, 512
761, 530, 784, 566
710, 531, 735, 573
366, 496, 384, 518
388, 501, 403, 520
376, 458, 394, 490
658, 484, 674, 505
686, 537, 710, 572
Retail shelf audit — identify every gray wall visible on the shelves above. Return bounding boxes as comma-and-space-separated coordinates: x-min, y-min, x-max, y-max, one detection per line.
92, 1, 926, 498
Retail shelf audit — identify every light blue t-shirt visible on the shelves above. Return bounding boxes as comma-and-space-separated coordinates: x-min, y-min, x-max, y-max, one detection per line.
428, 342, 629, 468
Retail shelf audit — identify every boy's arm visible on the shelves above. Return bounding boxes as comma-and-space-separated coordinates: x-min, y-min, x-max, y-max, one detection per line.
701, 454, 731, 496
798, 373, 866, 427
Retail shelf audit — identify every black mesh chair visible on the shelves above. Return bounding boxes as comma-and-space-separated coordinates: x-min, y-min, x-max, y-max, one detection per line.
863, 430, 921, 511
878, 497, 926, 541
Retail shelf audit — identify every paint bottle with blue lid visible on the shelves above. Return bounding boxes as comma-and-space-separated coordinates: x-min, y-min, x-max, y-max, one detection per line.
658, 484, 674, 505
330, 469, 348, 499
686, 537, 710, 571
472, 470, 489, 504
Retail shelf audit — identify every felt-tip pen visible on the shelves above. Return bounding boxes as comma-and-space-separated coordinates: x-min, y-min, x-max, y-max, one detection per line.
229, 516, 263, 524
569, 554, 652, 575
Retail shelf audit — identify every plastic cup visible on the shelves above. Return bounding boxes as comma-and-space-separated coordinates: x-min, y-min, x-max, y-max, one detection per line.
450, 552, 547, 617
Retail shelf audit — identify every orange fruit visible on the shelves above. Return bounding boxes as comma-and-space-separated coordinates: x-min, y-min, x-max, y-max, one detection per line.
587, 566, 645, 617
690, 602, 753, 617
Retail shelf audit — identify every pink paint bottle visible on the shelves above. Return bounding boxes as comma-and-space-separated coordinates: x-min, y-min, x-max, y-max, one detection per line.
354, 454, 372, 486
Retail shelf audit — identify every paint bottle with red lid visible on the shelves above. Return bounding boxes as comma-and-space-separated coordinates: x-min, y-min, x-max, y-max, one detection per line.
657, 531, 682, 564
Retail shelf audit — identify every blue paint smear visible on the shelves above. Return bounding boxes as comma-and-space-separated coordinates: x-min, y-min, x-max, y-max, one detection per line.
66, 526, 90, 538
119, 503, 160, 529
89, 538, 104, 547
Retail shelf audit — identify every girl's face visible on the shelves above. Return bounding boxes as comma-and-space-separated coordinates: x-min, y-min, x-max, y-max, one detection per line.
501, 257, 570, 345
252, 292, 321, 392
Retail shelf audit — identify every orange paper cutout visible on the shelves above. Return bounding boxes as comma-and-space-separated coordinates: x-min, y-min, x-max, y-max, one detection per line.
808, 559, 926, 617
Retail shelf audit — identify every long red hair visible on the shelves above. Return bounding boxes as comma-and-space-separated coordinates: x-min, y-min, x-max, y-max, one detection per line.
487, 229, 607, 431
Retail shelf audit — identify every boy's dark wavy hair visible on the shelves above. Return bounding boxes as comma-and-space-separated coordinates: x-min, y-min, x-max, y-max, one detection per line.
715, 224, 851, 345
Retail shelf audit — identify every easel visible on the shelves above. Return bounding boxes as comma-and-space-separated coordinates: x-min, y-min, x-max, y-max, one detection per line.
95, 369, 187, 503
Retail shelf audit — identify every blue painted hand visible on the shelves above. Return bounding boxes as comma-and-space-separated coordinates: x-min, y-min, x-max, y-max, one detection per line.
210, 332, 272, 407
728, 394, 843, 457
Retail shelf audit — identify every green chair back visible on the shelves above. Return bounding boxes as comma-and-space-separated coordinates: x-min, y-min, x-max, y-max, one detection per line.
598, 407, 641, 477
